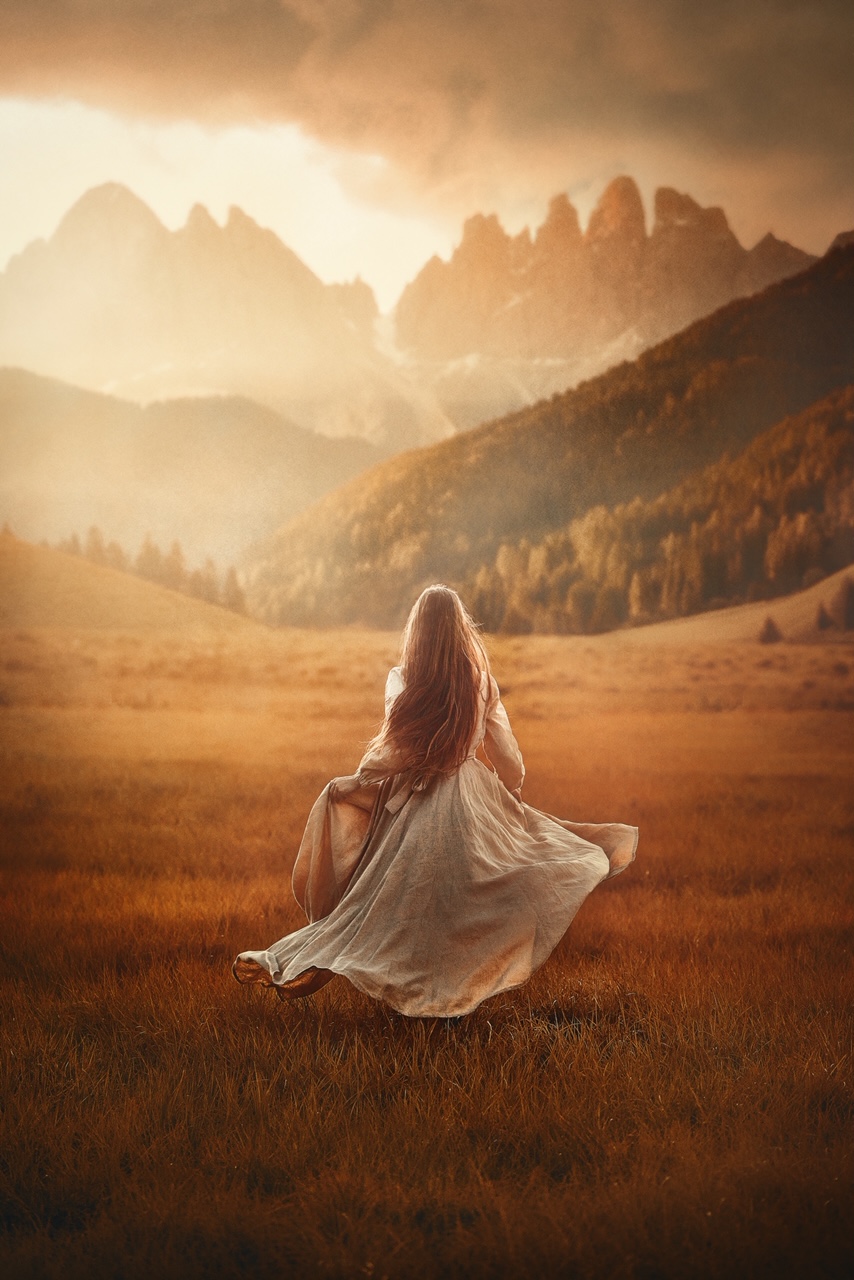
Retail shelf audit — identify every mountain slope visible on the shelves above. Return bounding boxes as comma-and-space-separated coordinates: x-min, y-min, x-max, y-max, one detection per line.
245, 244, 854, 628
0, 368, 381, 565
464, 384, 854, 634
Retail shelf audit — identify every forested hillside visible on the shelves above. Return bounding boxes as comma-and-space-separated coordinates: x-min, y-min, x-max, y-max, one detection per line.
245, 244, 854, 628
464, 385, 854, 633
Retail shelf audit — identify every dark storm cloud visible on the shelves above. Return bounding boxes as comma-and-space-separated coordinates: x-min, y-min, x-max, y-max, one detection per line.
0, 1, 315, 117
1, 0, 852, 243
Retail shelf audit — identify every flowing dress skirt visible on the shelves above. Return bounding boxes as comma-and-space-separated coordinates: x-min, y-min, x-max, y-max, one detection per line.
234, 757, 637, 1018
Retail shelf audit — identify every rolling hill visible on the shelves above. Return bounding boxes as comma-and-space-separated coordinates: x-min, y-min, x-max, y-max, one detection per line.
599, 563, 854, 646
0, 531, 261, 632
0, 368, 381, 566
3, 527, 849, 652
244, 243, 854, 629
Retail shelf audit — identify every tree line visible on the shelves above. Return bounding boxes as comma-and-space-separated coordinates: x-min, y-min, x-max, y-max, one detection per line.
55, 527, 247, 615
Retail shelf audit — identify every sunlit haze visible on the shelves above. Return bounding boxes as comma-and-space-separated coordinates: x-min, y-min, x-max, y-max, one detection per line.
0, 99, 454, 312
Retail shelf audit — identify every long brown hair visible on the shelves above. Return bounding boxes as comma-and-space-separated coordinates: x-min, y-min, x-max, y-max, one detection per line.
371, 585, 490, 789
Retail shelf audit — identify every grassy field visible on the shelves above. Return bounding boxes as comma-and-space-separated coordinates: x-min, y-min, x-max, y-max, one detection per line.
1, 546, 853, 1278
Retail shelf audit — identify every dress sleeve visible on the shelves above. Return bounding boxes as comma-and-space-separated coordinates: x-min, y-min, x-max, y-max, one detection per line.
483, 677, 525, 793
384, 666, 404, 714
355, 667, 406, 784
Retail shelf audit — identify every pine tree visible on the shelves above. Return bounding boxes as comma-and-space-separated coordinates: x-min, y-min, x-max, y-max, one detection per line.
188, 559, 219, 605
135, 535, 164, 583
84, 526, 106, 566
105, 540, 128, 572
222, 566, 246, 614
758, 616, 782, 643
162, 542, 187, 592
60, 532, 82, 557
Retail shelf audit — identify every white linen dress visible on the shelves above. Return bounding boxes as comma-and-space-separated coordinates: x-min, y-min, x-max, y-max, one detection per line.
234, 667, 637, 1018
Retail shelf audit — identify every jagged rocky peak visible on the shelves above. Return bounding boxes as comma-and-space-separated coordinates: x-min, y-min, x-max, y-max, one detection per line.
652, 187, 735, 242
743, 231, 816, 276
225, 204, 263, 238
585, 176, 646, 249
752, 231, 790, 254
461, 212, 508, 244
640, 187, 750, 342
52, 182, 165, 248
183, 203, 220, 238
223, 203, 300, 256
828, 230, 854, 254
220, 203, 322, 290
457, 213, 512, 268
535, 193, 583, 255
223, 204, 314, 270
0, 183, 449, 452
732, 229, 818, 298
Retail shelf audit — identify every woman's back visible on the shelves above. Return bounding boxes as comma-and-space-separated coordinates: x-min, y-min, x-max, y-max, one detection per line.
233, 584, 637, 1017
359, 664, 525, 796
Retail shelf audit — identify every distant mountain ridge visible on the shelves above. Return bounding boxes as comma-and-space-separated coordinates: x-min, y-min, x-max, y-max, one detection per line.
0, 184, 450, 451
244, 243, 854, 629
396, 177, 819, 427
0, 178, 832, 445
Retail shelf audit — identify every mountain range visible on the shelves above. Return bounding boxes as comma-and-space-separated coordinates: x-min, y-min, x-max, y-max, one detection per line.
0, 179, 828, 443
243, 243, 854, 630
396, 178, 818, 427
0, 184, 450, 452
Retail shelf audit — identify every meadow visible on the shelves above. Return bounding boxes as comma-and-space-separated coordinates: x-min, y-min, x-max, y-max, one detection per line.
1, 556, 853, 1277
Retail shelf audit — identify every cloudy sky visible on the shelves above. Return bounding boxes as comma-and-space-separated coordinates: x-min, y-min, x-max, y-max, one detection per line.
0, 0, 851, 308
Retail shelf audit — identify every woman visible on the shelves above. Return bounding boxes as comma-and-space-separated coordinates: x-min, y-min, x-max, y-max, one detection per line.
233, 585, 637, 1018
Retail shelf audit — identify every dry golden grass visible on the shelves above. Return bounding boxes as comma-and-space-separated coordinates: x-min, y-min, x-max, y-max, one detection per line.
1, 547, 853, 1278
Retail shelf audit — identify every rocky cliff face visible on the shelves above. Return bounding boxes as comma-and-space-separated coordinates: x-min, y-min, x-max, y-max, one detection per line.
395, 177, 818, 399
0, 184, 450, 450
